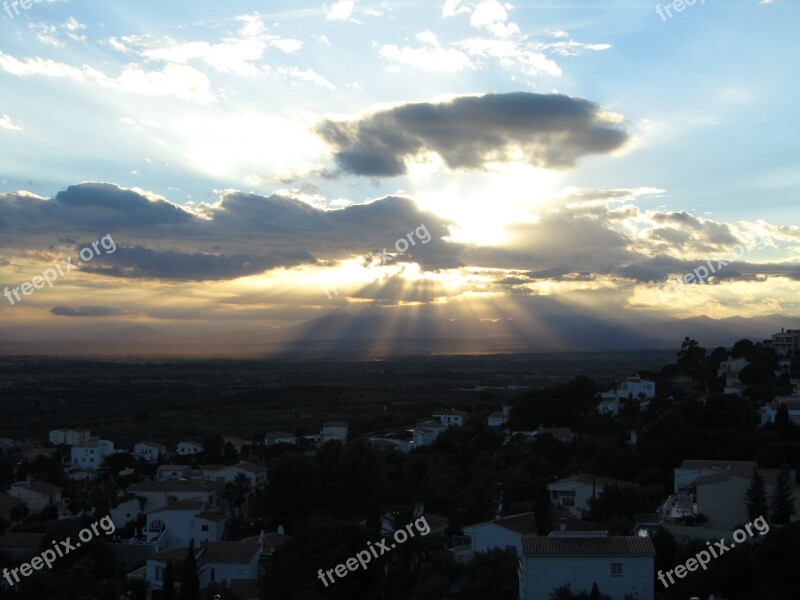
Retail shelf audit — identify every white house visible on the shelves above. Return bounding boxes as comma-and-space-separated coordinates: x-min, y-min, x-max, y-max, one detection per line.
762, 400, 800, 426
769, 328, 800, 358
134, 442, 167, 463
597, 375, 656, 409
48, 429, 90, 446
456, 512, 538, 561
548, 475, 640, 518
177, 441, 204, 456
127, 479, 221, 513
264, 432, 298, 446
718, 357, 749, 379
157, 465, 193, 480
71, 439, 114, 469
433, 409, 467, 427
672, 459, 758, 494
519, 534, 655, 600
694, 468, 800, 530
596, 393, 620, 417
146, 498, 225, 548
203, 462, 267, 488
9, 480, 62, 513
109, 498, 142, 530
223, 436, 250, 455
321, 422, 348, 444
488, 411, 508, 428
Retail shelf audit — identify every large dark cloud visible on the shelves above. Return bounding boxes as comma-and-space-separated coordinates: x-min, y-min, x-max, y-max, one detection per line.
0, 184, 458, 280
316, 92, 629, 177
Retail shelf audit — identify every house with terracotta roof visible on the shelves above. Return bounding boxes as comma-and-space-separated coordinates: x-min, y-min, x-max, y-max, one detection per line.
454, 508, 588, 562
201, 539, 262, 587
547, 475, 640, 518
519, 534, 655, 600
8, 480, 62, 513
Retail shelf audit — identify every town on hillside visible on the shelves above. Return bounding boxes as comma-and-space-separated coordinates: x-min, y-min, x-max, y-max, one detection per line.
0, 328, 799, 599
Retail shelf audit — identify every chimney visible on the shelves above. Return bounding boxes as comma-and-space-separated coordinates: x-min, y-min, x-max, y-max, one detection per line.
560, 518, 567, 532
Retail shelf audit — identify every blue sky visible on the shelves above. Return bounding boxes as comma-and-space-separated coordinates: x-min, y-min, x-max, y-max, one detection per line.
0, 0, 798, 345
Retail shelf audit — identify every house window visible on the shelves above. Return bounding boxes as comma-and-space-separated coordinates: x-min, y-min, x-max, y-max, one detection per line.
201, 525, 209, 532
611, 563, 623, 576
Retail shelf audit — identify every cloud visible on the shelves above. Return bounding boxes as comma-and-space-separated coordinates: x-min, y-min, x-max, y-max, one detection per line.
379, 33, 473, 71
326, 0, 356, 21
316, 92, 629, 177
0, 51, 214, 103
442, 0, 472, 17
51, 305, 130, 317
0, 183, 457, 280
469, 0, 519, 38
0, 114, 22, 131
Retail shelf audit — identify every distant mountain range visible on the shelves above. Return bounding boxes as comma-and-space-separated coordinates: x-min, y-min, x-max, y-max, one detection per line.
0, 313, 797, 359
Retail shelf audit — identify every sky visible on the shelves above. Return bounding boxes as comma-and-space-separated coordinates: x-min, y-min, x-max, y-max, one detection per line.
0, 0, 798, 348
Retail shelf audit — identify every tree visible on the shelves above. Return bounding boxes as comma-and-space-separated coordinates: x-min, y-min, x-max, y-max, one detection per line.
677, 337, 706, 380
732, 339, 756, 360
162, 560, 175, 600
179, 544, 200, 600
771, 469, 796, 524
745, 469, 768, 522
738, 363, 775, 385
533, 485, 553, 536
202, 435, 223, 461
775, 404, 793, 439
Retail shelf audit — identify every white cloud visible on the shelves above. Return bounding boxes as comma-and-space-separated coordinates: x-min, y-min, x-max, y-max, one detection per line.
442, 0, 472, 18
0, 114, 23, 131
0, 51, 214, 103
456, 37, 561, 76
104, 15, 301, 78
28, 23, 64, 48
469, 0, 519, 38
271, 66, 336, 89
380, 43, 473, 72
326, 0, 356, 21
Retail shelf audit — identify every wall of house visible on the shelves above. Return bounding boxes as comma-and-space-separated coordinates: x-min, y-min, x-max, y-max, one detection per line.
201, 556, 259, 587
520, 555, 653, 600
463, 524, 523, 555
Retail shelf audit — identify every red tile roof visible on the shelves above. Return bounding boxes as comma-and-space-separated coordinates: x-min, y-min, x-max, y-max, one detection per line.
202, 540, 261, 564
523, 535, 656, 557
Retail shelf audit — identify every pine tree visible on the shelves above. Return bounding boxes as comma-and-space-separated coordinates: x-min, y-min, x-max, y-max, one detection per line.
745, 469, 768, 521
534, 485, 553, 536
771, 469, 795, 525
179, 542, 200, 600
163, 560, 175, 600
